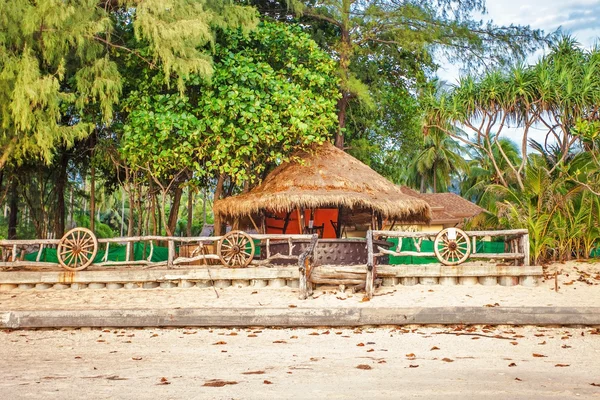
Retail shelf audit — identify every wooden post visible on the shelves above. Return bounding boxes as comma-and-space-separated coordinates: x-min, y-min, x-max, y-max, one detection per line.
298, 258, 308, 300
522, 233, 530, 266
147, 240, 154, 262
365, 230, 375, 299
298, 234, 318, 300
36, 244, 44, 262
168, 239, 175, 268
102, 242, 109, 262
125, 242, 131, 262
266, 239, 271, 259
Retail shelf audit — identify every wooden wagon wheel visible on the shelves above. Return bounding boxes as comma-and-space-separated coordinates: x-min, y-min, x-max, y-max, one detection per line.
57, 227, 98, 271
217, 230, 255, 267
434, 228, 471, 266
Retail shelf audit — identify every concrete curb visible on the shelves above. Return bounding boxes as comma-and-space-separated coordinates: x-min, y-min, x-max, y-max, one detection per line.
1, 306, 599, 328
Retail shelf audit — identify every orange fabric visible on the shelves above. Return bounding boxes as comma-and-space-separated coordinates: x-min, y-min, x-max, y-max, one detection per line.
266, 209, 339, 238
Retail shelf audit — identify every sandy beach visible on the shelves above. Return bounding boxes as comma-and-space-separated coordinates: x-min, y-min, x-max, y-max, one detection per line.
1, 325, 600, 399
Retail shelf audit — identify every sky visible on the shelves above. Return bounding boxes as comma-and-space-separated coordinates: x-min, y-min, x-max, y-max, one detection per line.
436, 0, 600, 149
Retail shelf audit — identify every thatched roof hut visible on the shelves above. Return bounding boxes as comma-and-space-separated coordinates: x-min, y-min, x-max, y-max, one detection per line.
214, 142, 431, 227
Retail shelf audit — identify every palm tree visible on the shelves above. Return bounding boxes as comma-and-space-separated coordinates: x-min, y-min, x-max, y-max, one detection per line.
461, 137, 522, 202
405, 128, 466, 193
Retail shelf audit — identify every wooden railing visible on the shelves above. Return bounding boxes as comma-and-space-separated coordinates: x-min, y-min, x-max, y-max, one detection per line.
364, 229, 530, 299
0, 233, 319, 269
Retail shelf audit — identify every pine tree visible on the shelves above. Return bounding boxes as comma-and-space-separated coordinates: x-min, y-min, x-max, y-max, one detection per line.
0, 0, 257, 167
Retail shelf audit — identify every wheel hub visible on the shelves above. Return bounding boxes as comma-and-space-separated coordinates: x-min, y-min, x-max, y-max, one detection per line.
448, 241, 457, 251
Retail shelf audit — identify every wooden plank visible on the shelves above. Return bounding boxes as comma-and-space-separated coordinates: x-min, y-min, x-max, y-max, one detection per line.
375, 264, 542, 278
372, 229, 528, 239
311, 272, 366, 280
0, 267, 301, 284
469, 253, 524, 259
0, 261, 58, 268
0, 239, 60, 246
310, 278, 365, 285
465, 229, 528, 236
3, 307, 600, 328
372, 231, 434, 238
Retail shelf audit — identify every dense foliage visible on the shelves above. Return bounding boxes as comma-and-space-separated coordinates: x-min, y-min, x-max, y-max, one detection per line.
424, 36, 600, 262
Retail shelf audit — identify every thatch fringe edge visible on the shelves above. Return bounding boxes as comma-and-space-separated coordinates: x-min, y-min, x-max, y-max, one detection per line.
214, 193, 432, 222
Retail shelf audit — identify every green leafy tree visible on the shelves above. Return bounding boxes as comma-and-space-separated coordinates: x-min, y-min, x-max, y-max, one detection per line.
250, 0, 549, 149
120, 21, 340, 234
0, 0, 257, 168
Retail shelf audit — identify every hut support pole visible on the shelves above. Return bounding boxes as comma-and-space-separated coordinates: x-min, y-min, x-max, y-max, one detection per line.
298, 208, 305, 234
336, 207, 343, 238
282, 211, 292, 234
365, 230, 375, 299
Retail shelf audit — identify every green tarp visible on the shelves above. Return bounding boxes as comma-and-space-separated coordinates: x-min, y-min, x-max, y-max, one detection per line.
386, 237, 506, 264
24, 242, 169, 264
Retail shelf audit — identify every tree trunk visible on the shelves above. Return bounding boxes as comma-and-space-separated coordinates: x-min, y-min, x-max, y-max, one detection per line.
186, 187, 193, 237
120, 188, 125, 237
127, 185, 135, 237
335, 93, 349, 149
202, 188, 207, 226
90, 163, 95, 232
167, 186, 183, 236
432, 163, 437, 193
8, 178, 18, 240
213, 174, 225, 236
54, 152, 68, 237
420, 175, 426, 193
68, 187, 74, 229
335, 0, 352, 150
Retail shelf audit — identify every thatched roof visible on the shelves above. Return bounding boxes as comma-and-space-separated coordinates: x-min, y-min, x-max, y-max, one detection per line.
400, 187, 483, 225
214, 142, 431, 222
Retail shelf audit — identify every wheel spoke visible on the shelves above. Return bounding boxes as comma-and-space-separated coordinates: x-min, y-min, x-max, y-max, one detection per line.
63, 252, 74, 265
80, 242, 96, 250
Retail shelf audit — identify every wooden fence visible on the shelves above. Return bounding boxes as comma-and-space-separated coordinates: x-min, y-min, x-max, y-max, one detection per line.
364, 229, 530, 298
0, 234, 319, 269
